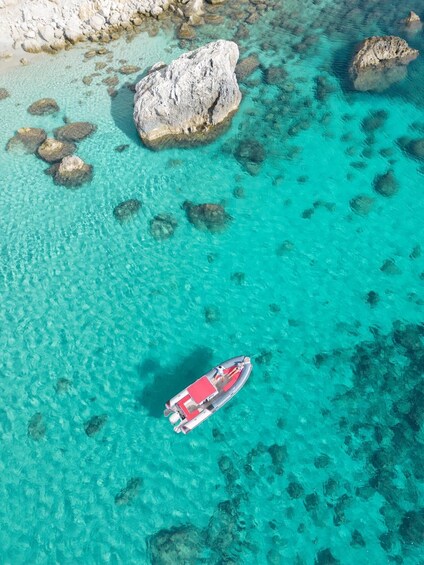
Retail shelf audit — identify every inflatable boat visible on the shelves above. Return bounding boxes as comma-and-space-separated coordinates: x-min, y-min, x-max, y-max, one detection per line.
164, 355, 252, 434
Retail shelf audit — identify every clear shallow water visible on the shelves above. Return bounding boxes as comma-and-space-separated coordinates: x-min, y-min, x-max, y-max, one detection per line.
0, 1, 423, 564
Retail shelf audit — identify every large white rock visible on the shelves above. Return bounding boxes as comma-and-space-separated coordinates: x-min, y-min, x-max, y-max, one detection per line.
133, 40, 241, 148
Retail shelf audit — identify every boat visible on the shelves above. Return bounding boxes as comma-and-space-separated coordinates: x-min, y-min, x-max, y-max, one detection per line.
164, 355, 252, 434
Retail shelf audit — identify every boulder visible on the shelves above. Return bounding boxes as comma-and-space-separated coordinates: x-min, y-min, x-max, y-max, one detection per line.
373, 170, 398, 197
49, 156, 93, 187
37, 138, 76, 163
133, 40, 241, 148
0, 88, 10, 100
119, 65, 141, 75
178, 23, 196, 40
149, 214, 178, 240
27, 97, 59, 115
350, 36, 419, 91
182, 201, 231, 232
53, 122, 97, 142
6, 127, 47, 153
402, 11, 423, 34
113, 199, 142, 222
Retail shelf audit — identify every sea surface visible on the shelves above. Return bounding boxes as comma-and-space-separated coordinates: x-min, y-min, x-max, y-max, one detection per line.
0, 1, 423, 563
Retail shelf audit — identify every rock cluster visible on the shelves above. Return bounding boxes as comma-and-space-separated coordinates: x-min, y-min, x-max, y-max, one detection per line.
48, 155, 93, 187
349, 36, 419, 91
133, 40, 241, 148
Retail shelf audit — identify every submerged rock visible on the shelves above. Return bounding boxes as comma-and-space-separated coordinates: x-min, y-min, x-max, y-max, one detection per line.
54, 122, 96, 142
315, 548, 340, 565
55, 378, 72, 394
183, 201, 231, 232
113, 199, 142, 222
380, 259, 402, 275
405, 138, 424, 160
0, 88, 10, 100
27, 97, 59, 115
28, 412, 46, 440
373, 170, 399, 197
37, 138, 75, 163
350, 195, 375, 215
235, 54, 260, 81
49, 155, 93, 187
133, 40, 241, 148
84, 414, 108, 437
6, 127, 47, 153
350, 36, 419, 91
362, 110, 388, 132
399, 509, 424, 544
114, 477, 142, 506
234, 138, 266, 175
149, 214, 178, 240
148, 525, 204, 565
205, 305, 220, 324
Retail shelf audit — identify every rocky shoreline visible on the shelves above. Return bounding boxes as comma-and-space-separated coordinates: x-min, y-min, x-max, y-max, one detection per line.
0, 0, 200, 62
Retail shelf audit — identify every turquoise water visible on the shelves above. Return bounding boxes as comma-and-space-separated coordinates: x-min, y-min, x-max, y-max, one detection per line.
0, 1, 423, 563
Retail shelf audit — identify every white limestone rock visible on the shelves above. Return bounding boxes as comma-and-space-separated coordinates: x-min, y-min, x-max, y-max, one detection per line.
133, 40, 241, 148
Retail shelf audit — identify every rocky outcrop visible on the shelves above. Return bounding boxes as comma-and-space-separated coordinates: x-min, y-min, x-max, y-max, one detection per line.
133, 40, 241, 148
6, 127, 47, 153
350, 36, 419, 91
402, 11, 423, 34
48, 155, 93, 187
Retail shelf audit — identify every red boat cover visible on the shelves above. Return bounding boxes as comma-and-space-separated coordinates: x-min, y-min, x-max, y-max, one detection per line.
188, 376, 217, 404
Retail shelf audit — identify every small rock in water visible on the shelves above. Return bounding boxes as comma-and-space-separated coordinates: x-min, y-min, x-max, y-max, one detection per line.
402, 11, 423, 34
410, 244, 421, 259
205, 306, 220, 324
405, 138, 424, 160
361, 110, 388, 132
55, 378, 72, 394
349, 195, 374, 216
269, 303, 281, 313
28, 97, 59, 115
28, 412, 46, 440
114, 477, 142, 506
373, 170, 398, 197
256, 350, 272, 365
84, 414, 108, 437
37, 138, 76, 163
287, 480, 304, 499
119, 65, 141, 75
0, 88, 10, 100
366, 290, 380, 306
350, 529, 366, 547
115, 144, 129, 153
380, 259, 402, 275
304, 492, 320, 511
314, 454, 331, 468
276, 240, 294, 255
49, 156, 93, 187
113, 199, 142, 222
315, 548, 340, 565
183, 201, 231, 232
235, 54, 260, 81
6, 127, 47, 154
230, 272, 245, 285
54, 122, 97, 142
399, 509, 424, 544
234, 138, 266, 175
149, 214, 178, 240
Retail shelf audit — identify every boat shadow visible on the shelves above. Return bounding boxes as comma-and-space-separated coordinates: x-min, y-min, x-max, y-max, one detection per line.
135, 346, 214, 418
